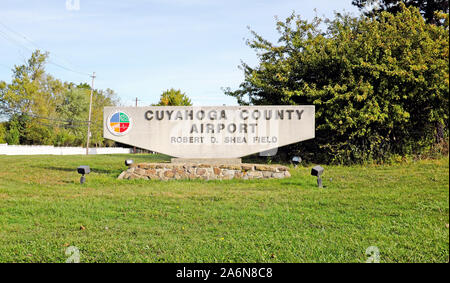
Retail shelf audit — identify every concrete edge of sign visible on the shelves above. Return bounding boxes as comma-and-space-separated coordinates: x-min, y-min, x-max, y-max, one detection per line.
118, 163, 291, 181
171, 158, 242, 164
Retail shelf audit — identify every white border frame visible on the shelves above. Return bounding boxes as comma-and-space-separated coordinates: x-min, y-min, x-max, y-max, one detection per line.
106, 111, 133, 136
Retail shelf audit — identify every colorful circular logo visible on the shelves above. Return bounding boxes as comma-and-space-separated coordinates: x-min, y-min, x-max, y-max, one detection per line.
107, 111, 132, 136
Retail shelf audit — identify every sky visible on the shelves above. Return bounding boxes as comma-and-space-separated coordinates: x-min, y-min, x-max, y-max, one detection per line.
0, 0, 360, 106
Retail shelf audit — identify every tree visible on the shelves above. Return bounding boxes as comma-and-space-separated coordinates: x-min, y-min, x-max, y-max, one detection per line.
90, 88, 120, 147
352, 0, 449, 24
154, 88, 192, 106
225, 5, 449, 164
0, 50, 62, 118
54, 85, 90, 146
0, 50, 120, 146
4, 119, 21, 145
0, 122, 7, 143
0, 50, 65, 144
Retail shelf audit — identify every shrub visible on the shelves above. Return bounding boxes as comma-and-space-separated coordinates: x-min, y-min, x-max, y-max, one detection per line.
226, 5, 449, 164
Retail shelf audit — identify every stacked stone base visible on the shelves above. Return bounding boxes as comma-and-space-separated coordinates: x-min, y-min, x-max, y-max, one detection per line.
118, 163, 291, 181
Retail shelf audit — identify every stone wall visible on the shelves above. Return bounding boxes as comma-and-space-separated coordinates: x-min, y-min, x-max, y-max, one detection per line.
118, 163, 291, 181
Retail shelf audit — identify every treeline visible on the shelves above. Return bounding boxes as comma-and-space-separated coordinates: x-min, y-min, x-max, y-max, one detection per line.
226, 4, 449, 164
0, 50, 119, 147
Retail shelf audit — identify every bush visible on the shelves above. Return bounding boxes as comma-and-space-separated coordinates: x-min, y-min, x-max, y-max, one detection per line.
226, 5, 449, 164
4, 120, 20, 145
0, 123, 6, 143
53, 129, 76, 147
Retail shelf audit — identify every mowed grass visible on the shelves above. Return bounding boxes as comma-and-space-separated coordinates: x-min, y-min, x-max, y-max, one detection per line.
0, 154, 448, 263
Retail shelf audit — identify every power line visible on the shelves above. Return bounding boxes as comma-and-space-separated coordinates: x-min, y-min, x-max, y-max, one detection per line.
47, 60, 91, 77
0, 20, 87, 71
0, 29, 34, 53
30, 117, 102, 129
0, 30, 31, 64
26, 114, 90, 124
20, 113, 102, 128
34, 120, 85, 129
0, 63, 12, 70
0, 20, 91, 77
0, 21, 37, 46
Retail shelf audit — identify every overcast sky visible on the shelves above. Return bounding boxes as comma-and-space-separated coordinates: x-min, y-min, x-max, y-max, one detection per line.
0, 0, 359, 106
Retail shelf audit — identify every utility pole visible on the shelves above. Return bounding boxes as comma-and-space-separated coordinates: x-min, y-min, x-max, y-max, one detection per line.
86, 72, 96, 155
133, 97, 138, 154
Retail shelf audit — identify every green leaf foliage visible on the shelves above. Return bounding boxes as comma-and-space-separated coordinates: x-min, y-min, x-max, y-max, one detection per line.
0, 123, 6, 143
154, 88, 192, 106
0, 50, 120, 147
225, 5, 449, 164
352, 0, 449, 25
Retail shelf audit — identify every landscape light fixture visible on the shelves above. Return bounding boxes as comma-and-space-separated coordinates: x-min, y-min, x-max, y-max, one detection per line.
292, 156, 301, 168
77, 165, 91, 184
311, 165, 324, 188
125, 159, 134, 167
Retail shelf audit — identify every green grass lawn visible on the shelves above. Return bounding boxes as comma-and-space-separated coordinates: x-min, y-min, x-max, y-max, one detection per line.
0, 154, 448, 263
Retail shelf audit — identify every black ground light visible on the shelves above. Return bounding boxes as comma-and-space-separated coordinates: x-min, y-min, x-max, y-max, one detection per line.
77, 165, 90, 184
311, 165, 324, 188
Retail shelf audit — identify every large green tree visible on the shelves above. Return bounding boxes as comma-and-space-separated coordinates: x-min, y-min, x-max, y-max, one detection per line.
154, 88, 192, 106
0, 122, 6, 143
0, 50, 65, 145
0, 50, 119, 146
225, 5, 449, 164
352, 0, 449, 24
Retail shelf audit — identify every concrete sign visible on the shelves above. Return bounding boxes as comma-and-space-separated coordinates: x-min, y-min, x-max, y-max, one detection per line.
103, 106, 315, 158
